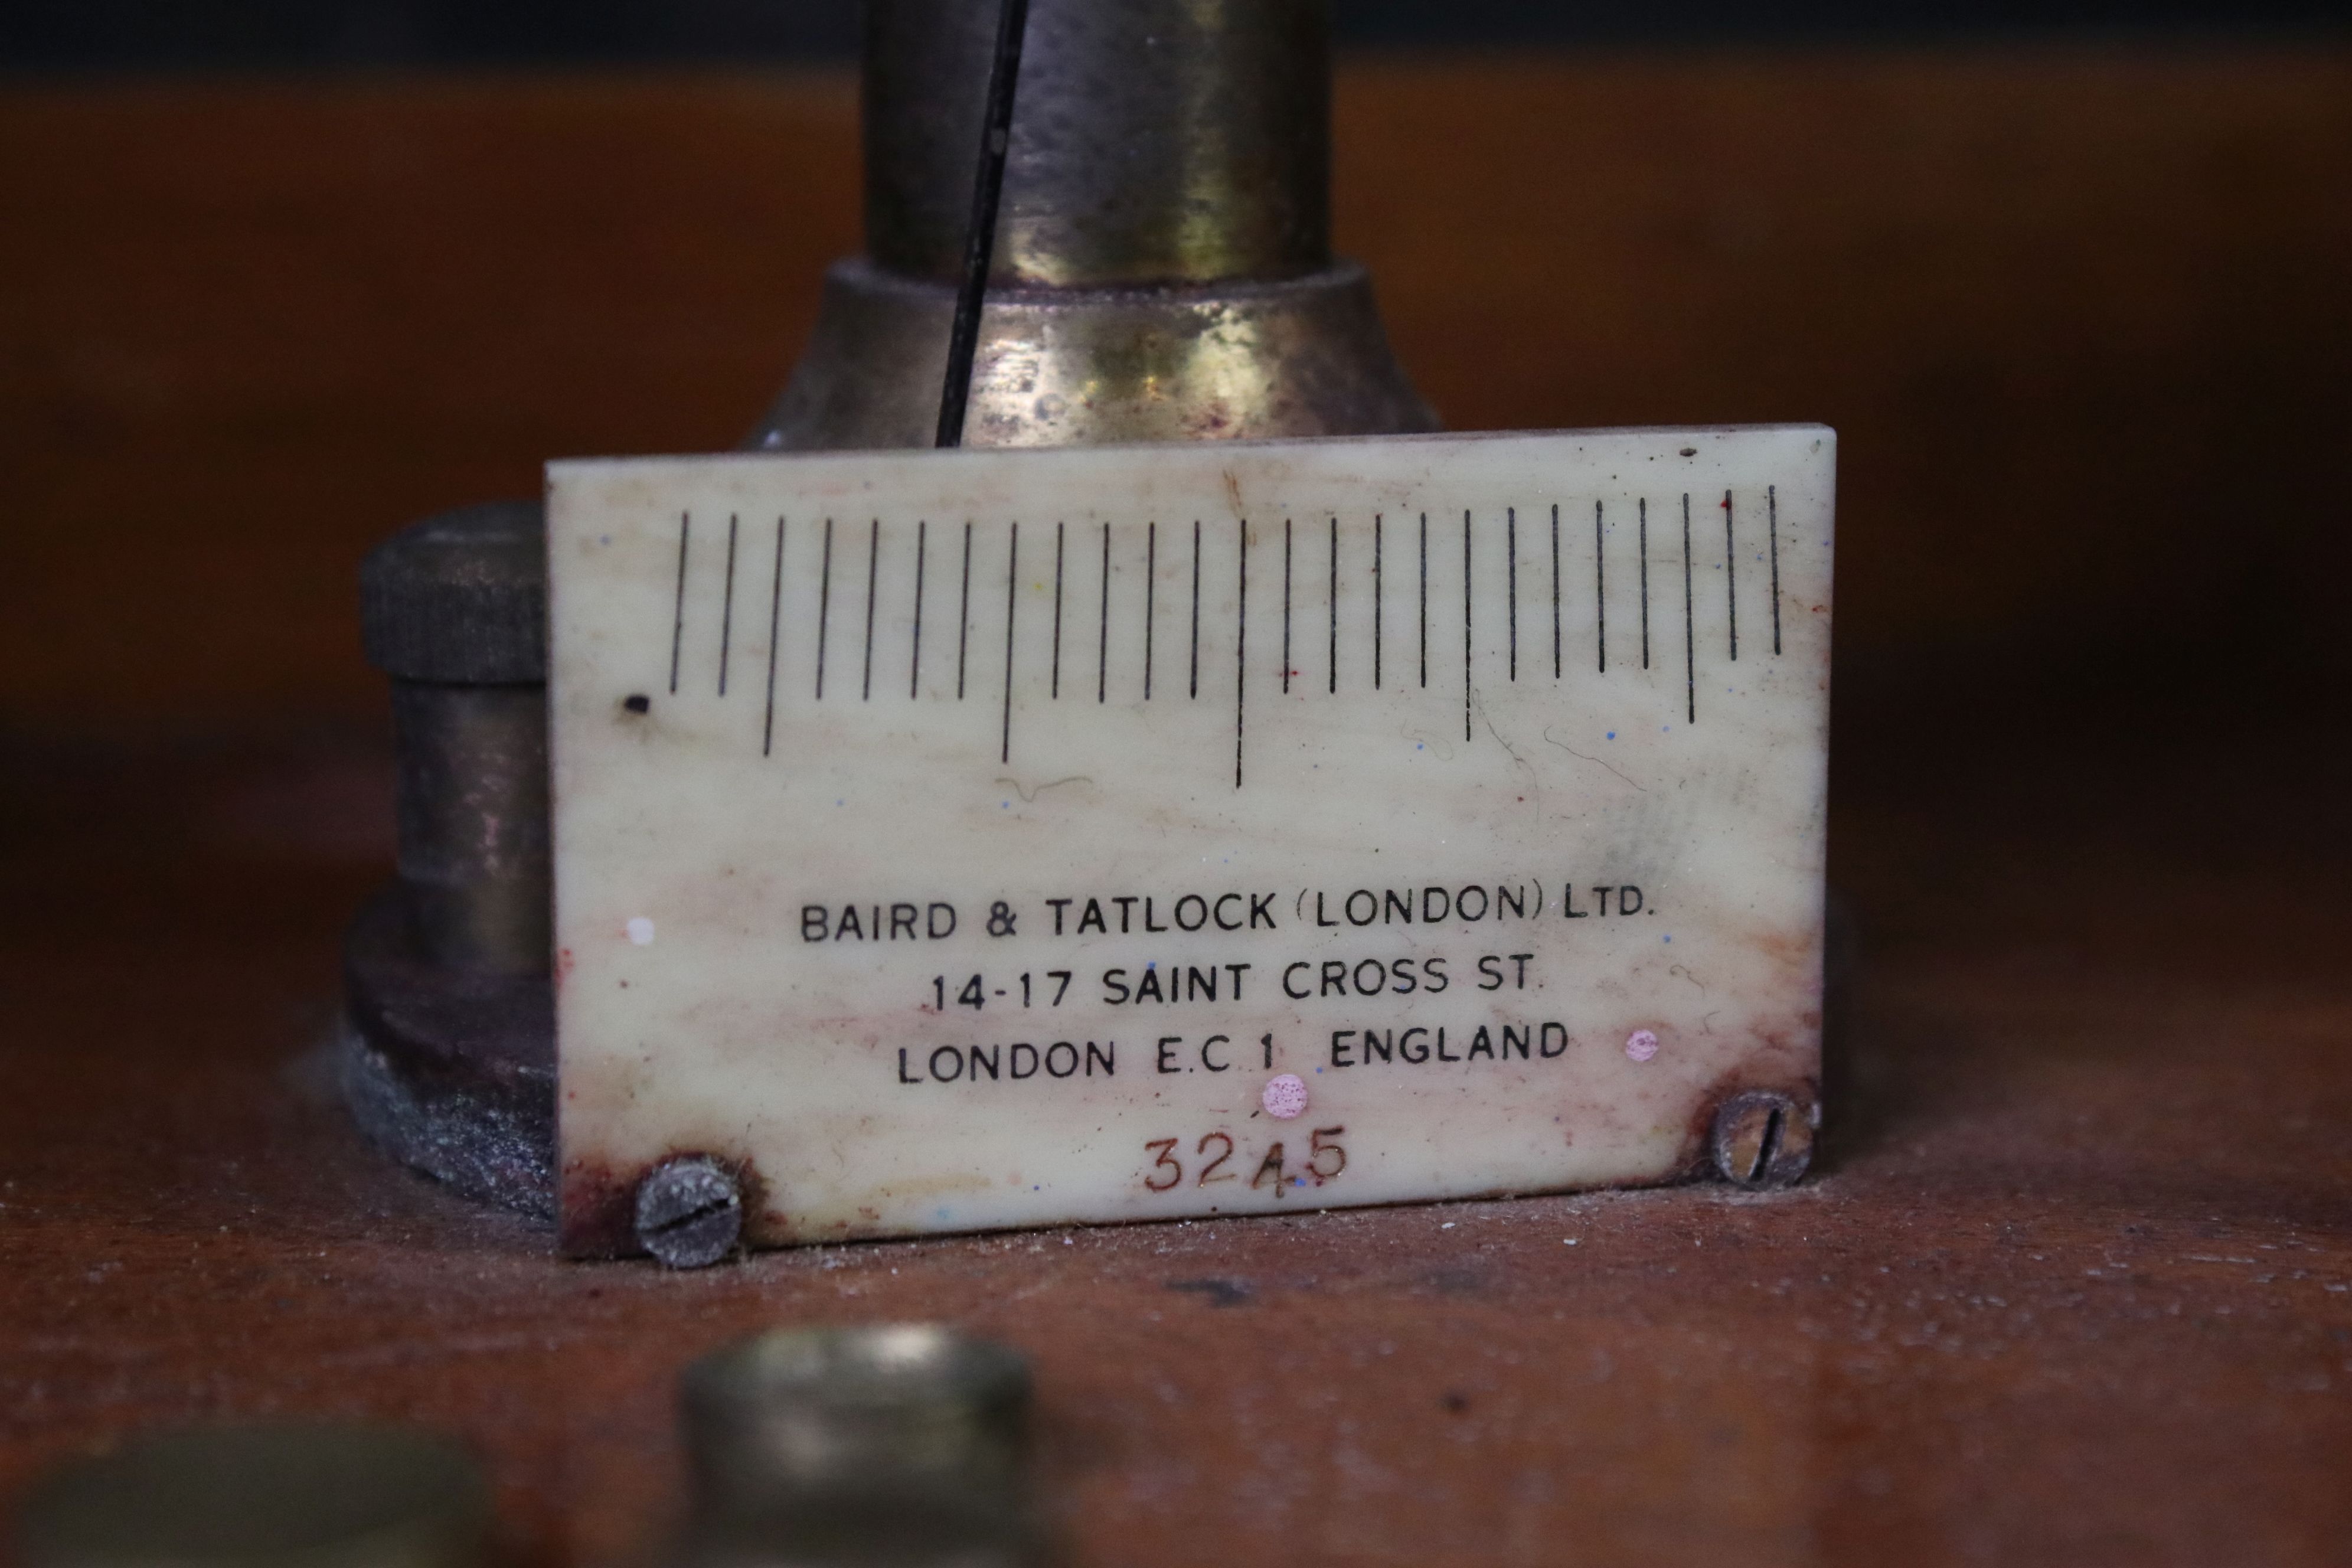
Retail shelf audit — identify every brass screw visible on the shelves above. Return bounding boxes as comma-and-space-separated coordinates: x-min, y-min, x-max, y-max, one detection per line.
1710, 1090, 1815, 1190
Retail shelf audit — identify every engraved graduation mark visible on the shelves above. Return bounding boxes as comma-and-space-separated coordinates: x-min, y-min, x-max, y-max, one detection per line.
661, 496, 1787, 779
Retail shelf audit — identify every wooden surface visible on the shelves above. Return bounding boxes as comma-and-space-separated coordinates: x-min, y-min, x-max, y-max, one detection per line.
4, 47, 2351, 1568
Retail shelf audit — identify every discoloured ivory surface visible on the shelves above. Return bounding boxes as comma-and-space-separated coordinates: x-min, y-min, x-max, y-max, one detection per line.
548, 428, 1834, 1253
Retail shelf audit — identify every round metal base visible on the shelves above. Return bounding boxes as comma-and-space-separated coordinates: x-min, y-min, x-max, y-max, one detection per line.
341, 888, 554, 1217
753, 258, 1436, 452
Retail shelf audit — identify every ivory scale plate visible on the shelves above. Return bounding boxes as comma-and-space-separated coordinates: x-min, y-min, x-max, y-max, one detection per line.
547, 427, 1834, 1253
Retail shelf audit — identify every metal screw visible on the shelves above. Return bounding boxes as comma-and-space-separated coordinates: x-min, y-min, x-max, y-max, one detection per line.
1710, 1090, 1815, 1190
636, 1155, 743, 1268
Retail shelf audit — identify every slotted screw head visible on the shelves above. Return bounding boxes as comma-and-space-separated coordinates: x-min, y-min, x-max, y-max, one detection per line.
637, 1155, 744, 1268
1710, 1090, 1815, 1190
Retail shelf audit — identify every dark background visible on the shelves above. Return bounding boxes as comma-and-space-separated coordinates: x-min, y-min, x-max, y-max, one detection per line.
3, 0, 2346, 71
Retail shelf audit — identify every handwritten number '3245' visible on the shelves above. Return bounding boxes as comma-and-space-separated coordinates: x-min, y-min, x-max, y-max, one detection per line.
1142, 1128, 1345, 1195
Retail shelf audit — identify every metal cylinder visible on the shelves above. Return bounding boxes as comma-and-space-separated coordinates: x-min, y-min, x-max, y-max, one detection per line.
864, 0, 1330, 286
677, 1327, 1042, 1568
347, 501, 558, 1215
752, 0, 1429, 452
682, 1326, 1033, 1510
362, 500, 550, 975
393, 681, 550, 973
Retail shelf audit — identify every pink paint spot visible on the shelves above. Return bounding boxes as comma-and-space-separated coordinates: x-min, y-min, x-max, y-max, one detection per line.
1624, 1028, 1660, 1063
1261, 1073, 1309, 1120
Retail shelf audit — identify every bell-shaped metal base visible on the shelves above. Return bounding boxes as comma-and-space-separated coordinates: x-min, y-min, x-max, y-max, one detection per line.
755, 259, 1433, 452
